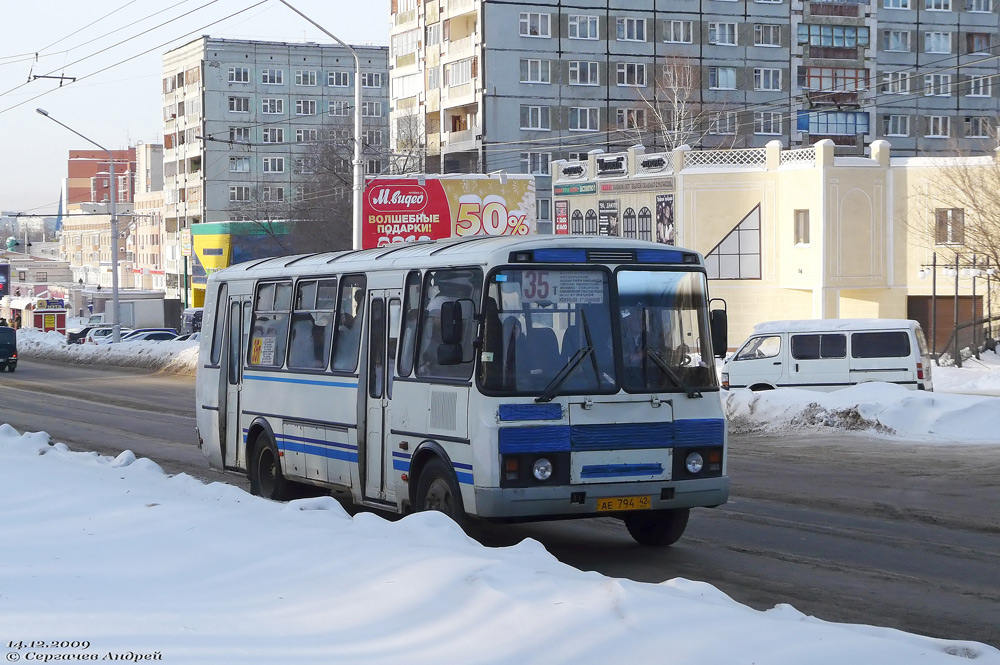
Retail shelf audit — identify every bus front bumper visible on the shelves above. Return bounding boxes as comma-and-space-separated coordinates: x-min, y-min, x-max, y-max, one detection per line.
470, 476, 730, 520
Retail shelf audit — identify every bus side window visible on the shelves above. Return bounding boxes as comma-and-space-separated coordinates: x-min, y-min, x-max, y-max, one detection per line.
398, 271, 421, 377
332, 275, 366, 372
248, 281, 291, 368
288, 278, 336, 370
210, 284, 227, 366
416, 268, 483, 379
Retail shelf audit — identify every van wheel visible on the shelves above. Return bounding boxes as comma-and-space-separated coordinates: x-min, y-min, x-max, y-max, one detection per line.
415, 458, 466, 526
250, 434, 291, 501
7, 365, 14, 372
749, 383, 774, 391
623, 508, 690, 547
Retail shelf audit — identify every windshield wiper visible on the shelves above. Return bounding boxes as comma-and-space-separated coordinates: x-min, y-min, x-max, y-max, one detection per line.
536, 346, 593, 403
646, 348, 702, 399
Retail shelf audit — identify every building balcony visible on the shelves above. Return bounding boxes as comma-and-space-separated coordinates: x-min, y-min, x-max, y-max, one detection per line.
446, 34, 476, 55
443, 0, 476, 20
442, 125, 481, 153
442, 81, 477, 108
805, 90, 861, 107
807, 1, 864, 18
805, 45, 863, 61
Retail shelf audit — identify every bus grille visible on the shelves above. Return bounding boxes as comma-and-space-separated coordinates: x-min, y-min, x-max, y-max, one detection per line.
587, 249, 636, 263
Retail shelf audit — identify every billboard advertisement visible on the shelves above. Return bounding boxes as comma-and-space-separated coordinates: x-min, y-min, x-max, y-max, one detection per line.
362, 175, 535, 249
0, 263, 8, 299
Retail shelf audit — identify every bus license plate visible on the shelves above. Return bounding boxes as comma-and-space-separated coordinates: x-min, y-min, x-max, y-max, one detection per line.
596, 495, 651, 512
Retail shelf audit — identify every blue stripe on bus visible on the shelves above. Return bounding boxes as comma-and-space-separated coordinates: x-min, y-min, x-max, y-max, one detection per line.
244, 374, 359, 388
498, 403, 563, 421
498, 419, 725, 454
392, 451, 411, 472
580, 463, 665, 479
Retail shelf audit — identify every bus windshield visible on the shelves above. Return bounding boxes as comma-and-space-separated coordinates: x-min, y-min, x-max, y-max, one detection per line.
478, 267, 718, 397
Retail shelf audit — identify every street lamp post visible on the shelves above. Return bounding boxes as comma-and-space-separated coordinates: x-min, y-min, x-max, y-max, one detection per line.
36, 108, 121, 343
279, 0, 364, 250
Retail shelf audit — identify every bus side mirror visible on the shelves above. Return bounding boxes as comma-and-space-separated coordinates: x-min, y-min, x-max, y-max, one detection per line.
440, 300, 464, 345
710, 308, 728, 358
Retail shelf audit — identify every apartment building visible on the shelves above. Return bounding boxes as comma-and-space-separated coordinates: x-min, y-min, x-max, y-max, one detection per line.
65, 149, 136, 208
161, 37, 389, 304
389, 0, 1000, 226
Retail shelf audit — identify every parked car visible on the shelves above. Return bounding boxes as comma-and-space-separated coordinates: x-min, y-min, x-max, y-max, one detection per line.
122, 330, 180, 342
121, 327, 178, 341
66, 325, 99, 345
0, 326, 17, 372
85, 326, 133, 345
173, 332, 200, 342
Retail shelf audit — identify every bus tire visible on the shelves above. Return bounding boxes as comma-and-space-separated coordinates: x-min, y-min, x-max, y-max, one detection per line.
250, 434, 291, 501
415, 458, 466, 526
623, 508, 690, 547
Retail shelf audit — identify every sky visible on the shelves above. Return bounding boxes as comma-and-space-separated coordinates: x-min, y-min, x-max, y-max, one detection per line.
1, 329, 999, 661
0, 0, 388, 215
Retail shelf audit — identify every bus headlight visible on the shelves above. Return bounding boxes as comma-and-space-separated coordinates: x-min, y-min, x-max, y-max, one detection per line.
532, 458, 553, 481
685, 452, 704, 475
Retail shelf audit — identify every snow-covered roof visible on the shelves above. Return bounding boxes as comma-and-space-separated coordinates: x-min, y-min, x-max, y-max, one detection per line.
752, 318, 920, 334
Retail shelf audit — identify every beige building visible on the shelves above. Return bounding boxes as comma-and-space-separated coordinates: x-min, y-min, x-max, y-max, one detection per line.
551, 140, 996, 354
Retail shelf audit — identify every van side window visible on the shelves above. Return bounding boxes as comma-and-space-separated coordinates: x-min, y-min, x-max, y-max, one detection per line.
852, 331, 910, 358
791, 333, 846, 360
735, 335, 781, 360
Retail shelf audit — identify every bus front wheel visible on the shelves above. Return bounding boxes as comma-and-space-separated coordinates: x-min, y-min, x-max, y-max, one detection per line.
623, 508, 690, 547
415, 458, 466, 526
250, 435, 291, 501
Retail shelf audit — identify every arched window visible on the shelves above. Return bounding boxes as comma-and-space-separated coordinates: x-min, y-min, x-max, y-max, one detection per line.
638, 207, 652, 241
571, 210, 584, 235
622, 208, 637, 238
585, 210, 598, 235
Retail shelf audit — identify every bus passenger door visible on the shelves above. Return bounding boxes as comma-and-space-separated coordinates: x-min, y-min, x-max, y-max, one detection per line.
363, 291, 401, 502
223, 298, 251, 470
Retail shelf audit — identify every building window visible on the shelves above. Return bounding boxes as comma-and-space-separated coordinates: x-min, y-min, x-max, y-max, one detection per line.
882, 30, 911, 52
966, 33, 990, 54
426, 22, 441, 46
569, 107, 599, 131
520, 59, 550, 84
926, 0, 951, 8
754, 24, 781, 47
709, 66, 737, 90
294, 70, 316, 86
664, 20, 693, 44
445, 58, 474, 86
968, 0, 991, 11
617, 108, 647, 130
262, 127, 284, 143
519, 12, 551, 38
617, 18, 647, 42
967, 75, 992, 97
798, 24, 869, 47
329, 71, 350, 87
801, 67, 868, 91
710, 111, 739, 135
569, 61, 599, 86
754, 112, 782, 135
263, 157, 285, 173
882, 114, 910, 137
262, 186, 285, 202
568, 15, 598, 40
754, 68, 781, 91
925, 31, 951, 54
883, 0, 910, 7
704, 206, 762, 280
261, 69, 283, 85
228, 67, 249, 83
924, 74, 952, 96
362, 129, 382, 147
361, 72, 382, 88
261, 98, 283, 114
294, 158, 315, 174
585, 210, 598, 235
296, 128, 318, 142
964, 116, 991, 138
797, 110, 870, 135
520, 105, 550, 130
361, 101, 382, 117
882, 71, 910, 94
927, 115, 951, 138
617, 62, 647, 87
228, 97, 250, 113
295, 99, 317, 115
935, 208, 964, 245
521, 152, 552, 175
229, 157, 250, 173
229, 186, 250, 202
229, 126, 250, 143
794, 210, 810, 245
537, 198, 551, 222
709, 22, 738, 46
329, 101, 349, 116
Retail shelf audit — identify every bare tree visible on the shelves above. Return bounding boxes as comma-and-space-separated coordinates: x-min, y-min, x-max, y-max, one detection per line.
227, 187, 296, 254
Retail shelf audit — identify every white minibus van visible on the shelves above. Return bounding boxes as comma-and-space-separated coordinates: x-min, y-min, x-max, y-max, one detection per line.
721, 319, 933, 392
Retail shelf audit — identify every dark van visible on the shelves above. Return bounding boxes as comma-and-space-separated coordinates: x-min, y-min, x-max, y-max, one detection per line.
0, 326, 17, 372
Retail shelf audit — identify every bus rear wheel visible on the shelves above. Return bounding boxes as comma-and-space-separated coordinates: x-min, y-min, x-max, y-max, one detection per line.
623, 508, 690, 547
415, 458, 466, 526
251, 435, 291, 501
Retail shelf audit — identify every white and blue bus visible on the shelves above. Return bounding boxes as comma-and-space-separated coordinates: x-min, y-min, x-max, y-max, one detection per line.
195, 236, 730, 546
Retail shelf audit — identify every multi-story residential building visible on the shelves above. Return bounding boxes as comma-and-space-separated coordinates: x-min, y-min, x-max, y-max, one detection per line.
161, 37, 389, 305
130, 143, 166, 292
389, 0, 1000, 227
66, 149, 136, 208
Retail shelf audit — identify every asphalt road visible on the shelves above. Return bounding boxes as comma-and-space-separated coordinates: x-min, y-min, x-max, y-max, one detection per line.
2, 358, 997, 647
